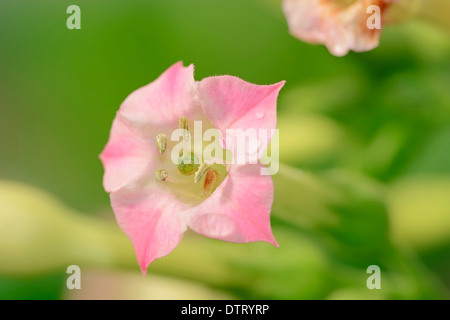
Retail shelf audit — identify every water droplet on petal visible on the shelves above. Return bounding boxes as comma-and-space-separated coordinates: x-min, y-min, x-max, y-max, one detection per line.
255, 112, 264, 119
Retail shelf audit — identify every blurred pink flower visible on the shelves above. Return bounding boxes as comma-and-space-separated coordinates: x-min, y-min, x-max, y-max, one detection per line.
283, 0, 395, 56
100, 62, 284, 274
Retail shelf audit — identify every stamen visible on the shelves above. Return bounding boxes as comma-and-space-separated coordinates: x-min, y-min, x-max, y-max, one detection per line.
156, 133, 167, 154
194, 162, 213, 184
155, 169, 168, 181
177, 152, 199, 176
179, 116, 189, 141
203, 170, 220, 196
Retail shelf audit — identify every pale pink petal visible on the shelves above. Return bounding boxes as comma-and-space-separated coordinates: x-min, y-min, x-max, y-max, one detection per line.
283, 0, 391, 56
100, 115, 157, 192
197, 76, 284, 160
110, 186, 189, 274
119, 61, 197, 127
187, 163, 278, 246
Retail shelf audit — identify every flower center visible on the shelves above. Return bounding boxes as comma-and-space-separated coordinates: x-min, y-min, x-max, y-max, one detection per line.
154, 116, 228, 206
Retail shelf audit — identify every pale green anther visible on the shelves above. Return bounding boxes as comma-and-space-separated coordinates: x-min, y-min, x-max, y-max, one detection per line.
155, 169, 169, 181
194, 162, 213, 184
156, 134, 167, 154
177, 152, 199, 176
203, 170, 220, 196
179, 116, 189, 141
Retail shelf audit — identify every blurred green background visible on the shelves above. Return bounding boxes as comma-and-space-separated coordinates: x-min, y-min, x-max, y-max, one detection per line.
0, 0, 449, 299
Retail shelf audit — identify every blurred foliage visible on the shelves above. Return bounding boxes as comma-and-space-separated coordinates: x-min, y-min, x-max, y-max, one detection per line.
0, 0, 449, 299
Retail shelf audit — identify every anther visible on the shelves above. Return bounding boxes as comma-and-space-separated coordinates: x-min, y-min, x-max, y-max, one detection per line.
194, 162, 213, 184
155, 169, 169, 181
179, 116, 189, 141
156, 134, 167, 154
203, 170, 220, 196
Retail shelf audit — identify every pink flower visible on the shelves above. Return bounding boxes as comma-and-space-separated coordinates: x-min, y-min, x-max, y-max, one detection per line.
283, 0, 395, 56
100, 62, 284, 274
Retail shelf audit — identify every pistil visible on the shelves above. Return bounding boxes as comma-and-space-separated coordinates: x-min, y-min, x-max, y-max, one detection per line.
177, 152, 200, 176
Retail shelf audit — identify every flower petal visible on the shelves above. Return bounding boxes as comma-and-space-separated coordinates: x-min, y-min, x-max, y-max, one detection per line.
197, 76, 284, 158
119, 61, 196, 127
100, 115, 156, 192
283, 0, 389, 56
187, 163, 278, 246
110, 186, 188, 274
